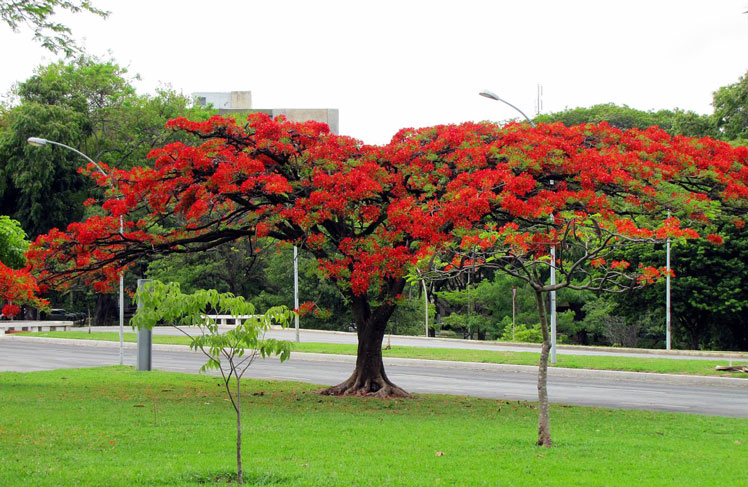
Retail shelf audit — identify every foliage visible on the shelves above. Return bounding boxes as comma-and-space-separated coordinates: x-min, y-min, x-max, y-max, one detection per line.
0, 260, 47, 308
713, 70, 748, 141
534, 103, 718, 138
250, 242, 353, 331
388, 288, 434, 336
0, 56, 213, 237
535, 92, 748, 351
0, 0, 108, 55
145, 239, 263, 296
131, 280, 293, 485
499, 322, 543, 343
0, 215, 28, 268
612, 225, 748, 350
408, 121, 748, 446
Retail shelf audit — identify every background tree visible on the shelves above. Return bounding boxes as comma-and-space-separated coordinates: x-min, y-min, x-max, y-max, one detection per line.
0, 215, 28, 268
0, 0, 108, 56
534, 103, 718, 138
612, 224, 748, 350
0, 56, 212, 238
713, 70, 748, 143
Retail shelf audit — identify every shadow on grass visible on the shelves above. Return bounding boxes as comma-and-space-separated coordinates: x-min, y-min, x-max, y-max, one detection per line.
186, 470, 293, 485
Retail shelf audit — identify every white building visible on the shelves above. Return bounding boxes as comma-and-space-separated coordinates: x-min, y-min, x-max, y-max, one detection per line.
192, 90, 339, 134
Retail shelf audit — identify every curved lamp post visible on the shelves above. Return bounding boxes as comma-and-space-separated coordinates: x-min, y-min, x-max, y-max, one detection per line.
478, 91, 558, 363
479, 90, 536, 127
27, 137, 126, 366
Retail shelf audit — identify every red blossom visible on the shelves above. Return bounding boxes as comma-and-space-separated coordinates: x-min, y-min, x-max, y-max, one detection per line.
2, 304, 21, 318
706, 234, 724, 245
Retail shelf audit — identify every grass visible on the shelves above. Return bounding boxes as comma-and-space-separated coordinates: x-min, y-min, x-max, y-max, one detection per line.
1, 367, 746, 486
26, 330, 748, 378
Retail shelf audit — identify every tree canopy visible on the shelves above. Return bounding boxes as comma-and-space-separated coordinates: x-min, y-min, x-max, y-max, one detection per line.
534, 103, 718, 138
0, 0, 108, 55
0, 215, 28, 268
0, 57, 212, 237
713, 70, 748, 142
535, 93, 748, 350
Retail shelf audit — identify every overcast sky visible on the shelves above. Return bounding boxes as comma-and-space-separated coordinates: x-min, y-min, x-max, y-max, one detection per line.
2, 0, 747, 144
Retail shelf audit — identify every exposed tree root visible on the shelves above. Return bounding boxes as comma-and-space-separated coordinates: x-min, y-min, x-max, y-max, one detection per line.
320, 372, 410, 398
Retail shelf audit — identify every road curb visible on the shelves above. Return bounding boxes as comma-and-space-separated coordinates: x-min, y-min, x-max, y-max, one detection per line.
266, 328, 748, 360
6, 335, 747, 389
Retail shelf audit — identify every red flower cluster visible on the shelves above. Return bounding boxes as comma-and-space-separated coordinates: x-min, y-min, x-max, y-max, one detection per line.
2, 304, 21, 318
24, 115, 748, 298
0, 262, 48, 308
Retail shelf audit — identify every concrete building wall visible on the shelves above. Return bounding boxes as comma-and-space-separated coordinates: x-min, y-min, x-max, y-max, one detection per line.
193, 91, 252, 110
271, 108, 339, 135
230, 91, 252, 109
218, 108, 340, 135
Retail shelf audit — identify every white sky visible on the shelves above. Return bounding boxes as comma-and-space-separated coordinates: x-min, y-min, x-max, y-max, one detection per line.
1, 0, 747, 145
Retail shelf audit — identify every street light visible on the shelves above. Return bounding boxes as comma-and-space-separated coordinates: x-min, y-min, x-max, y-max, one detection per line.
479, 90, 536, 127
479, 91, 558, 363
666, 211, 671, 350
293, 245, 299, 343
27, 137, 127, 366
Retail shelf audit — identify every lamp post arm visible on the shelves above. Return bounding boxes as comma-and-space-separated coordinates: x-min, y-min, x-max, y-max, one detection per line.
496, 98, 536, 127
42, 139, 110, 177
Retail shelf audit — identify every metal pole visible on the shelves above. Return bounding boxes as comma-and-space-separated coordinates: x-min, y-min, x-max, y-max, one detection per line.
27, 137, 126, 366
136, 279, 152, 371
422, 279, 429, 336
550, 240, 557, 364
666, 211, 671, 350
549, 181, 557, 364
293, 246, 299, 343
512, 286, 517, 341
118, 216, 124, 366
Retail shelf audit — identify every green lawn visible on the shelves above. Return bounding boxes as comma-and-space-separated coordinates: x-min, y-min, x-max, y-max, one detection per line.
0, 367, 745, 486
27, 330, 748, 378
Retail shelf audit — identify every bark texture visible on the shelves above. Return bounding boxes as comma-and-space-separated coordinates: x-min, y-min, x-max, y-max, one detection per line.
322, 281, 409, 398
235, 376, 243, 484
534, 290, 553, 447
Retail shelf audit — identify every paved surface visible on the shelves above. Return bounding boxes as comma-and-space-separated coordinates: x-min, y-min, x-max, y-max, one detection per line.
88, 325, 748, 361
2, 336, 747, 418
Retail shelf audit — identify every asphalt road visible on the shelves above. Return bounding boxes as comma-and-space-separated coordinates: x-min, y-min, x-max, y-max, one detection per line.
2, 337, 747, 418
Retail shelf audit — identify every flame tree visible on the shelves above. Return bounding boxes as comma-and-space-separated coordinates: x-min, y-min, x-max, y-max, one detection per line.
404, 121, 748, 446
27, 115, 748, 401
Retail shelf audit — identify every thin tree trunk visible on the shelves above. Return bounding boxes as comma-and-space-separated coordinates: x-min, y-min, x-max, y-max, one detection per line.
93, 293, 116, 326
534, 289, 552, 447
236, 376, 243, 484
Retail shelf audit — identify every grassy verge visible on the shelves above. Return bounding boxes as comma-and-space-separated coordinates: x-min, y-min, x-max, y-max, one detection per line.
25, 330, 748, 378
1, 367, 746, 486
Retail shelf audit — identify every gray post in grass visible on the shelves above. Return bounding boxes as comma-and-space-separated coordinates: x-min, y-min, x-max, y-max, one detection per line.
137, 279, 153, 371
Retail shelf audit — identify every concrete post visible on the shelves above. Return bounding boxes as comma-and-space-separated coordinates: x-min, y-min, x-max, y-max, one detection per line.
136, 279, 152, 371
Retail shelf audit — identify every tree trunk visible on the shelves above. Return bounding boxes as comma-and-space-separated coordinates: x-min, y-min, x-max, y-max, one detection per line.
534, 290, 553, 447
235, 376, 243, 484
322, 281, 408, 398
93, 293, 116, 326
